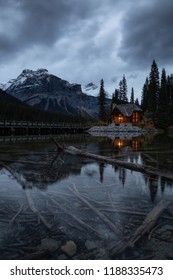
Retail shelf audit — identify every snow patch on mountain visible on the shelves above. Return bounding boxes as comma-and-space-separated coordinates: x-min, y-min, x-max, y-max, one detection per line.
82, 82, 99, 96
0, 69, 50, 92
0, 69, 111, 119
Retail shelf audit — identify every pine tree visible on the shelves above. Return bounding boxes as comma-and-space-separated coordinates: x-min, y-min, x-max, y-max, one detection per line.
114, 89, 120, 103
141, 77, 149, 112
157, 68, 169, 128
119, 80, 123, 102
119, 75, 128, 103
111, 89, 120, 106
148, 59, 160, 116
140, 60, 173, 128
159, 68, 168, 106
167, 74, 173, 105
135, 98, 139, 106
130, 87, 134, 103
122, 75, 128, 103
98, 78, 107, 121
167, 74, 173, 125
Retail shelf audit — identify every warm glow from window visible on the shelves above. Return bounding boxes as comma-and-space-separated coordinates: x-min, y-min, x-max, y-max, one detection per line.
132, 112, 139, 123
117, 140, 124, 148
132, 139, 139, 151
118, 115, 123, 123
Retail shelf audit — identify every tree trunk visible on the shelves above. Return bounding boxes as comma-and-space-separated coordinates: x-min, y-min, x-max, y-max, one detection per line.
110, 199, 169, 256
52, 140, 173, 180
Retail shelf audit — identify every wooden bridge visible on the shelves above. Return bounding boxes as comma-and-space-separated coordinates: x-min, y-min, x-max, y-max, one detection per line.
0, 120, 91, 136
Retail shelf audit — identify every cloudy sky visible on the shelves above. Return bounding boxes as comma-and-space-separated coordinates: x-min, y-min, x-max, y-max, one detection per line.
0, 0, 173, 99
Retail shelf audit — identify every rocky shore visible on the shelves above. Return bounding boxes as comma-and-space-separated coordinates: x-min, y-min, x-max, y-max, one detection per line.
87, 123, 156, 138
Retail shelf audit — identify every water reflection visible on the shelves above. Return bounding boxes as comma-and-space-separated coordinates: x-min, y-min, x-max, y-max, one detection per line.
104, 134, 173, 201
0, 134, 173, 260
0, 134, 173, 197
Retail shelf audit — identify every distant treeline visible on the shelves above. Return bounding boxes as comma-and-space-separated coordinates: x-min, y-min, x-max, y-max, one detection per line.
0, 89, 87, 123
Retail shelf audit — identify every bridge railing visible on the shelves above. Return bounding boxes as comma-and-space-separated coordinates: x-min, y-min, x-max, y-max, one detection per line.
0, 120, 90, 128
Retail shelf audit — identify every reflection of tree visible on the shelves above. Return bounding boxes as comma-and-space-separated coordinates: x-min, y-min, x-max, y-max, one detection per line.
114, 166, 118, 173
148, 175, 158, 202
160, 177, 166, 193
133, 153, 140, 164
118, 167, 126, 186
99, 162, 105, 183
142, 173, 159, 202
161, 176, 173, 192
142, 173, 173, 201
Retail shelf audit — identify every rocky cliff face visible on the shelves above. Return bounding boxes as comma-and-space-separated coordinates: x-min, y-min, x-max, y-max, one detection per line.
1, 69, 103, 119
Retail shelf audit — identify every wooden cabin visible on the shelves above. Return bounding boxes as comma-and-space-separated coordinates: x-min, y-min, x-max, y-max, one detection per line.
111, 103, 143, 126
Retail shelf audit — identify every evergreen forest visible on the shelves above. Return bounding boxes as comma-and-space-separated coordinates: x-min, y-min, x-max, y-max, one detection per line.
141, 60, 173, 129
107, 60, 173, 129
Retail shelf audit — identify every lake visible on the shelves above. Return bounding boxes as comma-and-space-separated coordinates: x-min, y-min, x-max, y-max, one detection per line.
0, 133, 173, 260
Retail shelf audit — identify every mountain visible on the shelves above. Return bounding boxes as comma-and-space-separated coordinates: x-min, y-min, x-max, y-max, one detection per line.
0, 88, 84, 122
1, 69, 110, 119
0, 88, 34, 120
82, 82, 99, 96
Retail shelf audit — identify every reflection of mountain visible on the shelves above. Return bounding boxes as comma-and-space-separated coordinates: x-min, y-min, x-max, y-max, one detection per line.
1, 152, 86, 190
0, 133, 173, 200
0, 139, 91, 189
0, 135, 103, 190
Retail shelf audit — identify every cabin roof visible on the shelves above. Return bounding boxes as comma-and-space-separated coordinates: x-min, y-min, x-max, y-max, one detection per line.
112, 103, 142, 117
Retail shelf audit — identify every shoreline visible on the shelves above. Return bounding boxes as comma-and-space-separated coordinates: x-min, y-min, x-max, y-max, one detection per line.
87, 123, 157, 138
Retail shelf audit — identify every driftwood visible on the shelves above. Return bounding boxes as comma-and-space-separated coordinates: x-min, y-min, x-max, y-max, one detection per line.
68, 185, 122, 237
43, 194, 103, 238
9, 204, 24, 225
0, 161, 51, 229
25, 190, 52, 229
110, 199, 169, 256
0, 161, 32, 189
52, 140, 173, 180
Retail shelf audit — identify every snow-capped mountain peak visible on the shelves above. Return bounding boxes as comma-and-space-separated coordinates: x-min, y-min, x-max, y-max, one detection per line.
0, 69, 51, 92
82, 82, 98, 96
0, 69, 105, 119
20, 68, 49, 77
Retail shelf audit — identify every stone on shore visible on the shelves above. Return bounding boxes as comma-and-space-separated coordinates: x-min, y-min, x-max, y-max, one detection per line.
61, 240, 77, 257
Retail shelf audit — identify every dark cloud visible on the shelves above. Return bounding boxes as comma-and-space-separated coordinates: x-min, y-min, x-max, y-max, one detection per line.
0, 0, 172, 98
118, 0, 173, 68
0, 0, 102, 60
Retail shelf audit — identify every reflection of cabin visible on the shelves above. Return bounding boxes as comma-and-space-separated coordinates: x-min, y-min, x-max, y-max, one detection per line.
111, 103, 143, 126
114, 138, 142, 151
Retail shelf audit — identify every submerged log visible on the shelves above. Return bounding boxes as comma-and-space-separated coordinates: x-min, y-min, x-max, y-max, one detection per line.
25, 190, 52, 229
110, 199, 169, 256
52, 140, 173, 180
68, 185, 122, 237
9, 204, 24, 225
44, 194, 103, 238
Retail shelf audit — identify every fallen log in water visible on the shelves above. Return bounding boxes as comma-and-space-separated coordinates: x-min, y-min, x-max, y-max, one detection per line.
68, 185, 122, 237
42, 193, 104, 238
25, 190, 52, 229
52, 140, 173, 180
0, 161, 52, 229
110, 199, 169, 256
9, 204, 24, 226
